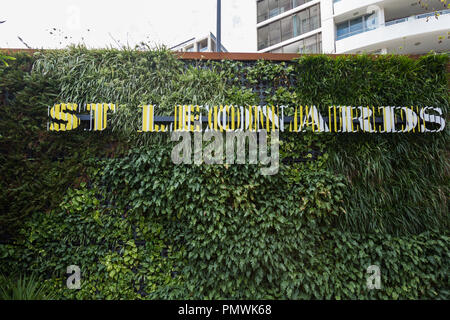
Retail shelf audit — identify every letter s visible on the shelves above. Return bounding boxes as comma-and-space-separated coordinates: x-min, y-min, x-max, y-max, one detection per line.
420, 107, 445, 132
49, 103, 80, 131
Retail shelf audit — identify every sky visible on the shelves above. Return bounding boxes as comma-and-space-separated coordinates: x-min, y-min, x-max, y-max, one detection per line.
0, 0, 257, 52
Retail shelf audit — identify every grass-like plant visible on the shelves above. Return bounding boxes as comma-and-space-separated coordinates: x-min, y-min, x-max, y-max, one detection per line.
0, 273, 56, 300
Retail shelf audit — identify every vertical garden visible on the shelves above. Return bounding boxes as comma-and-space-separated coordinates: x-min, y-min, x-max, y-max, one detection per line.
0, 47, 448, 299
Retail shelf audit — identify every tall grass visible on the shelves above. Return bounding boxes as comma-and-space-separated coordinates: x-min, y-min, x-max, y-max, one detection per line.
33, 45, 228, 145
0, 274, 56, 300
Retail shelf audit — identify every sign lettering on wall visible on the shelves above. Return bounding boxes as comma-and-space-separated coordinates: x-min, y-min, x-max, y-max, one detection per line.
48, 104, 446, 133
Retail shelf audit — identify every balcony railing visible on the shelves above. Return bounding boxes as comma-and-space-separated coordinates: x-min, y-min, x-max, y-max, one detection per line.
337, 9, 450, 41
385, 9, 450, 26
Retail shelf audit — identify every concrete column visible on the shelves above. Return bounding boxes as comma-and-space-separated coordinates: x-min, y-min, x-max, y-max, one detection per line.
321, 0, 335, 54
377, 5, 385, 26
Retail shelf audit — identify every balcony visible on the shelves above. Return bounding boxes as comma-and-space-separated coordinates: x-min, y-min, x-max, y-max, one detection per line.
385, 9, 450, 26
337, 9, 450, 41
335, 8, 450, 53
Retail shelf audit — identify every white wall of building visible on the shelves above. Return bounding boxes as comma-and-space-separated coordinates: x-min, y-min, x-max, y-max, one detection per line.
333, 0, 383, 18
320, 0, 335, 53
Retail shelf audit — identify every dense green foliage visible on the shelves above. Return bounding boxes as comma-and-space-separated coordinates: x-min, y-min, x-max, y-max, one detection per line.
0, 53, 123, 237
1, 185, 183, 299
0, 47, 448, 299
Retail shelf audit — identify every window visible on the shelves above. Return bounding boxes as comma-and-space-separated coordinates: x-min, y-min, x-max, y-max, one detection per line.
349, 17, 363, 34
270, 32, 321, 53
336, 12, 379, 40
296, 8, 309, 35
279, 0, 292, 14
258, 25, 269, 50
336, 21, 348, 39
257, 0, 312, 23
294, 4, 320, 35
303, 35, 317, 53
268, 0, 280, 19
365, 11, 378, 30
185, 45, 194, 52
293, 0, 312, 8
281, 16, 293, 42
269, 20, 281, 46
257, 0, 269, 23
298, 33, 322, 53
257, 3, 321, 50
309, 4, 320, 30
198, 39, 208, 52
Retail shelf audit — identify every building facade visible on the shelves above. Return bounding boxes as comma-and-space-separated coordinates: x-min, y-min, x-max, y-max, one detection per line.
170, 32, 227, 52
256, 0, 450, 54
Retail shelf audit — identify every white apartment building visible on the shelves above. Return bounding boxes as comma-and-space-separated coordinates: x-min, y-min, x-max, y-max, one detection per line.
170, 32, 228, 52
256, 0, 450, 54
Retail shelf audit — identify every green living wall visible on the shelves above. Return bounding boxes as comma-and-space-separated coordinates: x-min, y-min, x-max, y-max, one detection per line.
0, 48, 448, 299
